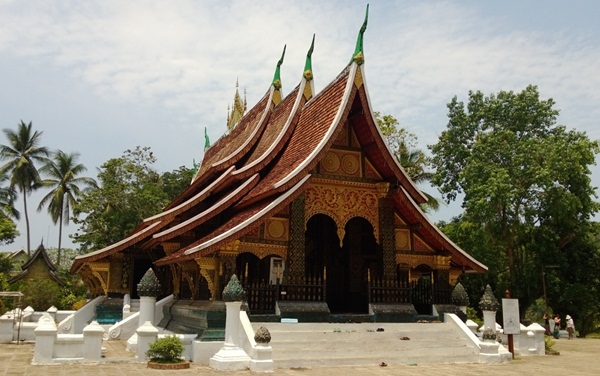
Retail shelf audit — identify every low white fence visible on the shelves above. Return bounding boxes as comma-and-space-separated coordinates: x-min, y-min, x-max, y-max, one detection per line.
33, 313, 105, 364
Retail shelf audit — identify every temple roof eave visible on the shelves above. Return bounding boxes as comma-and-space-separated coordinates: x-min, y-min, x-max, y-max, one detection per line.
355, 64, 428, 205
145, 165, 236, 224
232, 82, 305, 179
394, 186, 487, 273
154, 174, 311, 266
70, 220, 163, 274
152, 173, 260, 242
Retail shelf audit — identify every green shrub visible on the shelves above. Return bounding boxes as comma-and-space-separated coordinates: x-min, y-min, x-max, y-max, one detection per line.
146, 335, 184, 363
545, 336, 559, 355
467, 306, 483, 327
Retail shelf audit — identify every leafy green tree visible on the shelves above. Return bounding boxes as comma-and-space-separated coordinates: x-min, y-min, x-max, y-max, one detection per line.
0, 121, 49, 255
45, 247, 80, 271
0, 171, 19, 220
0, 214, 19, 245
0, 252, 13, 275
161, 165, 194, 201
375, 112, 439, 211
72, 146, 170, 252
17, 278, 63, 310
37, 151, 96, 265
430, 85, 600, 315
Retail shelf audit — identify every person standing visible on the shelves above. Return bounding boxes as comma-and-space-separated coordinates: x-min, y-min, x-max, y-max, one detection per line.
553, 314, 562, 339
543, 313, 551, 336
566, 315, 575, 340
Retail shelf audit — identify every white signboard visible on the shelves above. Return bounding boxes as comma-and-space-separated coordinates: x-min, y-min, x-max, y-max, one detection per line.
502, 298, 520, 335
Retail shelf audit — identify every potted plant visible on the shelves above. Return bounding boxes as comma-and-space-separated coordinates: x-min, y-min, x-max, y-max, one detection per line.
146, 335, 190, 369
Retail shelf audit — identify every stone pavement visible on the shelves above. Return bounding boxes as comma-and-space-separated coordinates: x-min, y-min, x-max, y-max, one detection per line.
1, 338, 598, 376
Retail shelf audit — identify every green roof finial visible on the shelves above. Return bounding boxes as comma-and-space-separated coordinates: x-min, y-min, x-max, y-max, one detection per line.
351, 4, 369, 65
204, 127, 210, 151
303, 34, 315, 81
272, 45, 286, 90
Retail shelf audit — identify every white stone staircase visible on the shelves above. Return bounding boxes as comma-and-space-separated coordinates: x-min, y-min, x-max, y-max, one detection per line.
252, 321, 480, 368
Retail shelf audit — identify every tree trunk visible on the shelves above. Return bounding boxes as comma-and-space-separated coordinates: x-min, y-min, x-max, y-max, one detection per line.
57, 209, 63, 266
23, 192, 30, 255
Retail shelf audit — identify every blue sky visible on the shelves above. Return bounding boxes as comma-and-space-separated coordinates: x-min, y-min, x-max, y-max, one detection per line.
1, 1, 599, 252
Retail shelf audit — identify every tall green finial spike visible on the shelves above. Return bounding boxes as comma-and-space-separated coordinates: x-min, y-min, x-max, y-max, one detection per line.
303, 34, 315, 81
351, 4, 369, 65
272, 45, 286, 90
204, 127, 210, 151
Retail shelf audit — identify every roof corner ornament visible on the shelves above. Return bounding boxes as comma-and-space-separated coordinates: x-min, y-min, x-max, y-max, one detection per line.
351, 4, 369, 66
303, 34, 315, 81
272, 44, 286, 90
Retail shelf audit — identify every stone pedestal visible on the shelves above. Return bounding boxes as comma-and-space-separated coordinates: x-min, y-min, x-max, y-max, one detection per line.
136, 321, 158, 360
482, 310, 497, 337
33, 313, 57, 363
209, 301, 250, 371
250, 344, 274, 372
0, 313, 14, 343
83, 321, 105, 361
47, 306, 58, 322
479, 341, 502, 363
139, 296, 157, 326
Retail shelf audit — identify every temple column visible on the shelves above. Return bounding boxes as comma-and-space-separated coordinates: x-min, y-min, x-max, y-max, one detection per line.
433, 256, 451, 304
377, 183, 395, 280
196, 257, 219, 300
287, 194, 306, 280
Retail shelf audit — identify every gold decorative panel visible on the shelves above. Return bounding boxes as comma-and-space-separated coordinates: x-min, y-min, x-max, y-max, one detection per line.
320, 150, 361, 177
239, 242, 287, 260
89, 261, 110, 296
265, 218, 289, 241
395, 229, 410, 250
304, 180, 379, 244
354, 67, 364, 89
364, 159, 381, 179
162, 242, 180, 255
413, 235, 433, 252
395, 253, 450, 270
394, 213, 407, 226
196, 257, 219, 300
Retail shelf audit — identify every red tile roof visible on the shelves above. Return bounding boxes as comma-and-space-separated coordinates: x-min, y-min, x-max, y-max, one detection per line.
74, 55, 485, 275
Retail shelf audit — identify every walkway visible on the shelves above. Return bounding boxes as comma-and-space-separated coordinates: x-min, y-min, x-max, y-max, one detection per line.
1, 338, 598, 375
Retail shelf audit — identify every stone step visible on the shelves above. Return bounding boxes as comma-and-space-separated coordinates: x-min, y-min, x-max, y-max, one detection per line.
252, 321, 479, 368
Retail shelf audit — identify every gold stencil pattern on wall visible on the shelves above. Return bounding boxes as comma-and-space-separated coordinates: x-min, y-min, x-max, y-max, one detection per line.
320, 150, 361, 177
265, 218, 288, 240
304, 183, 379, 241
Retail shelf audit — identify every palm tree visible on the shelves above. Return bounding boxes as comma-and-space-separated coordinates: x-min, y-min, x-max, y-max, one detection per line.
397, 143, 440, 212
0, 121, 49, 255
375, 112, 440, 212
0, 170, 19, 220
38, 150, 96, 265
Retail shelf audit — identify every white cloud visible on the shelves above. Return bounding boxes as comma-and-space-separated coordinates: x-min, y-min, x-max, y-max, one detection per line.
1, 0, 600, 250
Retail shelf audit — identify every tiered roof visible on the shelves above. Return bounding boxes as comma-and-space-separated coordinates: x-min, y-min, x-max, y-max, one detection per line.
11, 243, 65, 286
72, 8, 486, 274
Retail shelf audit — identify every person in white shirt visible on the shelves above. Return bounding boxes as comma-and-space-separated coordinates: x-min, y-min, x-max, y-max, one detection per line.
566, 314, 575, 340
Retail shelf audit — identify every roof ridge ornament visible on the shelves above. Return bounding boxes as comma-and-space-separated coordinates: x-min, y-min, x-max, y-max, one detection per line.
272, 45, 286, 90
351, 4, 369, 66
303, 34, 315, 81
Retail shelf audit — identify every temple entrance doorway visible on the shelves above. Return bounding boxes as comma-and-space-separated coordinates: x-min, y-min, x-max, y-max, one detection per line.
236, 252, 283, 284
412, 264, 433, 315
305, 214, 381, 314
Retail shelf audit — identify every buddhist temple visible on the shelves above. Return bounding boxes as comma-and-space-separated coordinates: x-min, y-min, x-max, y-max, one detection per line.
10, 243, 65, 287
71, 7, 486, 322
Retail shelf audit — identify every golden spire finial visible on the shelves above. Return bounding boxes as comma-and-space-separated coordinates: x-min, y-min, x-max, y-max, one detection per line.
227, 80, 246, 130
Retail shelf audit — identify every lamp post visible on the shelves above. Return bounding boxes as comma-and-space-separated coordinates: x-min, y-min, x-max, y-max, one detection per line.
542, 265, 559, 312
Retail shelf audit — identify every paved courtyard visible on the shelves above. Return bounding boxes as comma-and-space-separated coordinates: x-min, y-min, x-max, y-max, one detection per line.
1, 337, 598, 375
